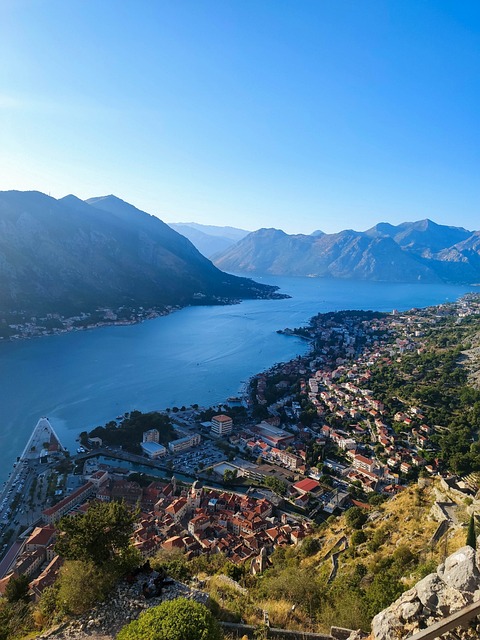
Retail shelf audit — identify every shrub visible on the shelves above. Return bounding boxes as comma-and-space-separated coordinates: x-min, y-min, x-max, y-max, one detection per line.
345, 507, 367, 530
350, 530, 367, 546
117, 597, 222, 640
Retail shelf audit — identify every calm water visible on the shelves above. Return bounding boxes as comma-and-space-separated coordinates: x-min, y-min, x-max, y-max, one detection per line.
0, 276, 475, 483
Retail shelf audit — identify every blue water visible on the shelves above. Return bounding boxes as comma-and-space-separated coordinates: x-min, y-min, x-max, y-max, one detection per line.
0, 275, 474, 484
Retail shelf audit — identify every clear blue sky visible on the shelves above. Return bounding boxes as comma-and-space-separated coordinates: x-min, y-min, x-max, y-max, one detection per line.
1, 1, 479, 234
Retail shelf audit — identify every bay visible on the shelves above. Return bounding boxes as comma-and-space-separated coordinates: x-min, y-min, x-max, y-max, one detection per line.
0, 275, 475, 484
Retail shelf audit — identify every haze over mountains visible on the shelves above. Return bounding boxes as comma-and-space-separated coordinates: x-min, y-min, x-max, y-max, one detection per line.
0, 191, 279, 317
167, 222, 249, 258
211, 219, 480, 284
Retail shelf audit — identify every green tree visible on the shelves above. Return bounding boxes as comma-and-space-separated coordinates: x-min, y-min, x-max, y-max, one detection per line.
56, 560, 115, 614
264, 476, 288, 496
223, 469, 238, 484
350, 530, 367, 546
466, 513, 476, 549
117, 597, 222, 640
300, 536, 320, 557
222, 561, 244, 582
55, 500, 137, 567
4, 574, 30, 603
345, 507, 367, 530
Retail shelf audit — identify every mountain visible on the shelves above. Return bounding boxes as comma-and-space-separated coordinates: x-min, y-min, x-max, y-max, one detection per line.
214, 227, 442, 282
0, 191, 280, 317
168, 222, 249, 258
213, 221, 480, 284
366, 219, 471, 256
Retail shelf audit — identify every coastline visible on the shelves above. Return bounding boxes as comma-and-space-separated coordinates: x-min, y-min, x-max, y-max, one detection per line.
0, 289, 288, 343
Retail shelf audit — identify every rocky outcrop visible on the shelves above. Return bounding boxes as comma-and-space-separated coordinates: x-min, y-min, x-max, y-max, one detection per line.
372, 546, 480, 640
36, 577, 208, 640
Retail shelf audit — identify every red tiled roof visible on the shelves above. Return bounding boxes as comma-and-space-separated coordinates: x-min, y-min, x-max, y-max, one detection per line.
293, 478, 320, 493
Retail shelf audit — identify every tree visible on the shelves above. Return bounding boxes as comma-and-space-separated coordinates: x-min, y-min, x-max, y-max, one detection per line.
223, 469, 237, 485
55, 500, 137, 567
264, 476, 288, 496
56, 560, 114, 614
117, 597, 222, 640
300, 536, 320, 557
467, 513, 476, 549
4, 574, 30, 603
345, 507, 367, 530
350, 530, 367, 546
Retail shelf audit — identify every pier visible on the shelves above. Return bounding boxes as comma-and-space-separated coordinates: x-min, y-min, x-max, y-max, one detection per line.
20, 417, 64, 461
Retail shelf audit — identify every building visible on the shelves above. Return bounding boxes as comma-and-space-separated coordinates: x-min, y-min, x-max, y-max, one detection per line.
292, 478, 320, 496
141, 441, 167, 459
42, 481, 95, 524
211, 414, 233, 437
143, 429, 160, 443
275, 450, 302, 470
168, 433, 201, 453
253, 422, 295, 448
353, 454, 375, 474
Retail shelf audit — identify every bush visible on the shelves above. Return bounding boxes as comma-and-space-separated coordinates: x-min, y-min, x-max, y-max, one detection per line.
345, 507, 367, 530
350, 530, 367, 546
393, 545, 416, 569
117, 597, 222, 640
300, 536, 320, 557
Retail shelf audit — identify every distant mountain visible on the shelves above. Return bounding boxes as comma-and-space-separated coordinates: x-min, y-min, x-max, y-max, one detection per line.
365, 219, 471, 256
168, 222, 249, 258
0, 191, 280, 317
213, 220, 480, 284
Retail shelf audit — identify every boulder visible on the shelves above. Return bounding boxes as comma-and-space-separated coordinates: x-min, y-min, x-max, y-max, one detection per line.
443, 546, 480, 596
371, 608, 404, 640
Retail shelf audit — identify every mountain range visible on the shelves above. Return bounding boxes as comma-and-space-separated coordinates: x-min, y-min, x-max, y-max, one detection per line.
167, 222, 249, 258
212, 219, 480, 284
0, 191, 279, 317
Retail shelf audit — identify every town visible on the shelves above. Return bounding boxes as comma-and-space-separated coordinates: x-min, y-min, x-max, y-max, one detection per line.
1, 293, 480, 605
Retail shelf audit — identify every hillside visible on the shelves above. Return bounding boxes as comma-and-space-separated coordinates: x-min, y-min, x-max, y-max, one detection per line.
0, 191, 279, 319
28, 480, 473, 640
213, 220, 480, 284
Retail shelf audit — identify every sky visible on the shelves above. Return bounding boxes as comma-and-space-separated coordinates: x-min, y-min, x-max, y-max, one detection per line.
1, 1, 479, 235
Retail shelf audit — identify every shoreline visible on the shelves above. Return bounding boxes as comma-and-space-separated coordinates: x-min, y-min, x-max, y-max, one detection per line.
0, 289, 289, 343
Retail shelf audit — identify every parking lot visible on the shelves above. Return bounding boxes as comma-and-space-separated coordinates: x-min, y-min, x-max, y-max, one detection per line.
170, 441, 226, 474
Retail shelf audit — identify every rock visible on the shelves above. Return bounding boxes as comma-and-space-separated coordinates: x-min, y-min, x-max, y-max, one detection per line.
415, 572, 466, 615
415, 573, 444, 611
400, 600, 422, 621
443, 546, 480, 596
347, 631, 368, 640
371, 608, 404, 640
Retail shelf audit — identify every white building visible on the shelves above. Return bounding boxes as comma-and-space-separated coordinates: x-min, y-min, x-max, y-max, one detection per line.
211, 414, 233, 437
168, 433, 201, 453
141, 441, 167, 459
